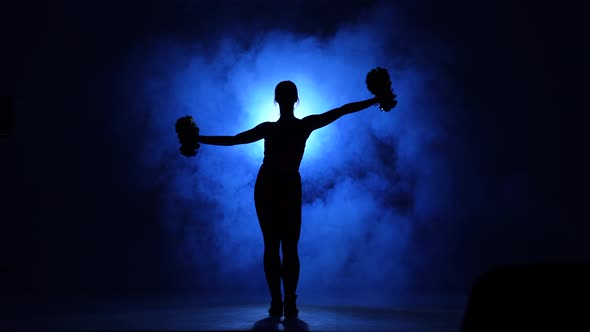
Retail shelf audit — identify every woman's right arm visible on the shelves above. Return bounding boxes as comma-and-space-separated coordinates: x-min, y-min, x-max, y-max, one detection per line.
198, 122, 272, 146
197, 135, 237, 146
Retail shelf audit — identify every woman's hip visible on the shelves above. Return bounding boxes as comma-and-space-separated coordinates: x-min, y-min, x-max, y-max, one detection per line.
255, 166, 301, 190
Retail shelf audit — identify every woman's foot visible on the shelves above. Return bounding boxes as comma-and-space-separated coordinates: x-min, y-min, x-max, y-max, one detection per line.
268, 298, 283, 317
284, 294, 299, 317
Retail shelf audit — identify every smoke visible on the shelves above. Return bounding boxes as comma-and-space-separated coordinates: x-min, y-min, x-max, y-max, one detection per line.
1, 0, 574, 308
107, 2, 464, 307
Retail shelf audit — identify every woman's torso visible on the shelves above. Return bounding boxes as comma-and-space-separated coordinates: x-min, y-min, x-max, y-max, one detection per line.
261, 118, 311, 175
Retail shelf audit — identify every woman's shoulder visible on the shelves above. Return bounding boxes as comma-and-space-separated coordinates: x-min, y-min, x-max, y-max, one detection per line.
260, 121, 276, 135
257, 121, 275, 129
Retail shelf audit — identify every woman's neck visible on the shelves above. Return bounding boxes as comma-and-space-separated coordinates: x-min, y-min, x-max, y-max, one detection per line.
279, 107, 296, 121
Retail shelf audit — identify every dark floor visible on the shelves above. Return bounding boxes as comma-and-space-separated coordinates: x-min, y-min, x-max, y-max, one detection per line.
3, 295, 466, 331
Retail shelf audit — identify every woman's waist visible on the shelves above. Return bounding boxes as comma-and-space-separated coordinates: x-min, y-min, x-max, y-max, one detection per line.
259, 162, 301, 176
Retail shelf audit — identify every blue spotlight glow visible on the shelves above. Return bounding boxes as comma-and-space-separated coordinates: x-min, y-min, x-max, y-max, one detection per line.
120, 6, 459, 307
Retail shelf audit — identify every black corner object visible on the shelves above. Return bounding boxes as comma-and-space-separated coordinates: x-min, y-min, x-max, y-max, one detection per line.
461, 264, 590, 331
0, 96, 15, 137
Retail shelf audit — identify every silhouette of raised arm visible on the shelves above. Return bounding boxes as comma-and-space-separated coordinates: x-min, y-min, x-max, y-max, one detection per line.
302, 97, 377, 132
198, 122, 272, 146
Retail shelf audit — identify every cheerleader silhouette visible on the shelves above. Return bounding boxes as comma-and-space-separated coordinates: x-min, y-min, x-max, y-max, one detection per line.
197, 81, 379, 317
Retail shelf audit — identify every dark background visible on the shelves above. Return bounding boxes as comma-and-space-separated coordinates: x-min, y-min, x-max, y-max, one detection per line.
0, 0, 573, 306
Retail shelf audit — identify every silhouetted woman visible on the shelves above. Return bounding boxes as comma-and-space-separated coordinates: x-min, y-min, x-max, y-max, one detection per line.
197, 81, 378, 317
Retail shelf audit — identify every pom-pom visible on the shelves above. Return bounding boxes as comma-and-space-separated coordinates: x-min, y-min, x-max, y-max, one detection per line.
175, 115, 200, 157
366, 67, 398, 112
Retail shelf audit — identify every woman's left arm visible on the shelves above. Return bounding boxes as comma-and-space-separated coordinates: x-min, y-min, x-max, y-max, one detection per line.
198, 122, 272, 146
302, 97, 378, 132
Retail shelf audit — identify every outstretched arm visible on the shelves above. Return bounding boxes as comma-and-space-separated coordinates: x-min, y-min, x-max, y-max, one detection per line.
198, 122, 271, 146
302, 97, 378, 132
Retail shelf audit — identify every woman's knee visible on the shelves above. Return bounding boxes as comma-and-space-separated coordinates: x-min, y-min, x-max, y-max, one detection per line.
263, 237, 280, 252
281, 243, 299, 258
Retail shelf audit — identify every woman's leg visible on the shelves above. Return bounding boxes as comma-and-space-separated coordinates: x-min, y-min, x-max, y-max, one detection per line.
254, 171, 282, 304
281, 208, 301, 300
262, 231, 282, 301
281, 174, 302, 316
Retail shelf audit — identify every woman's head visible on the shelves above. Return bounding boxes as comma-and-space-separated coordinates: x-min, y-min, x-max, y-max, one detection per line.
274, 81, 299, 107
